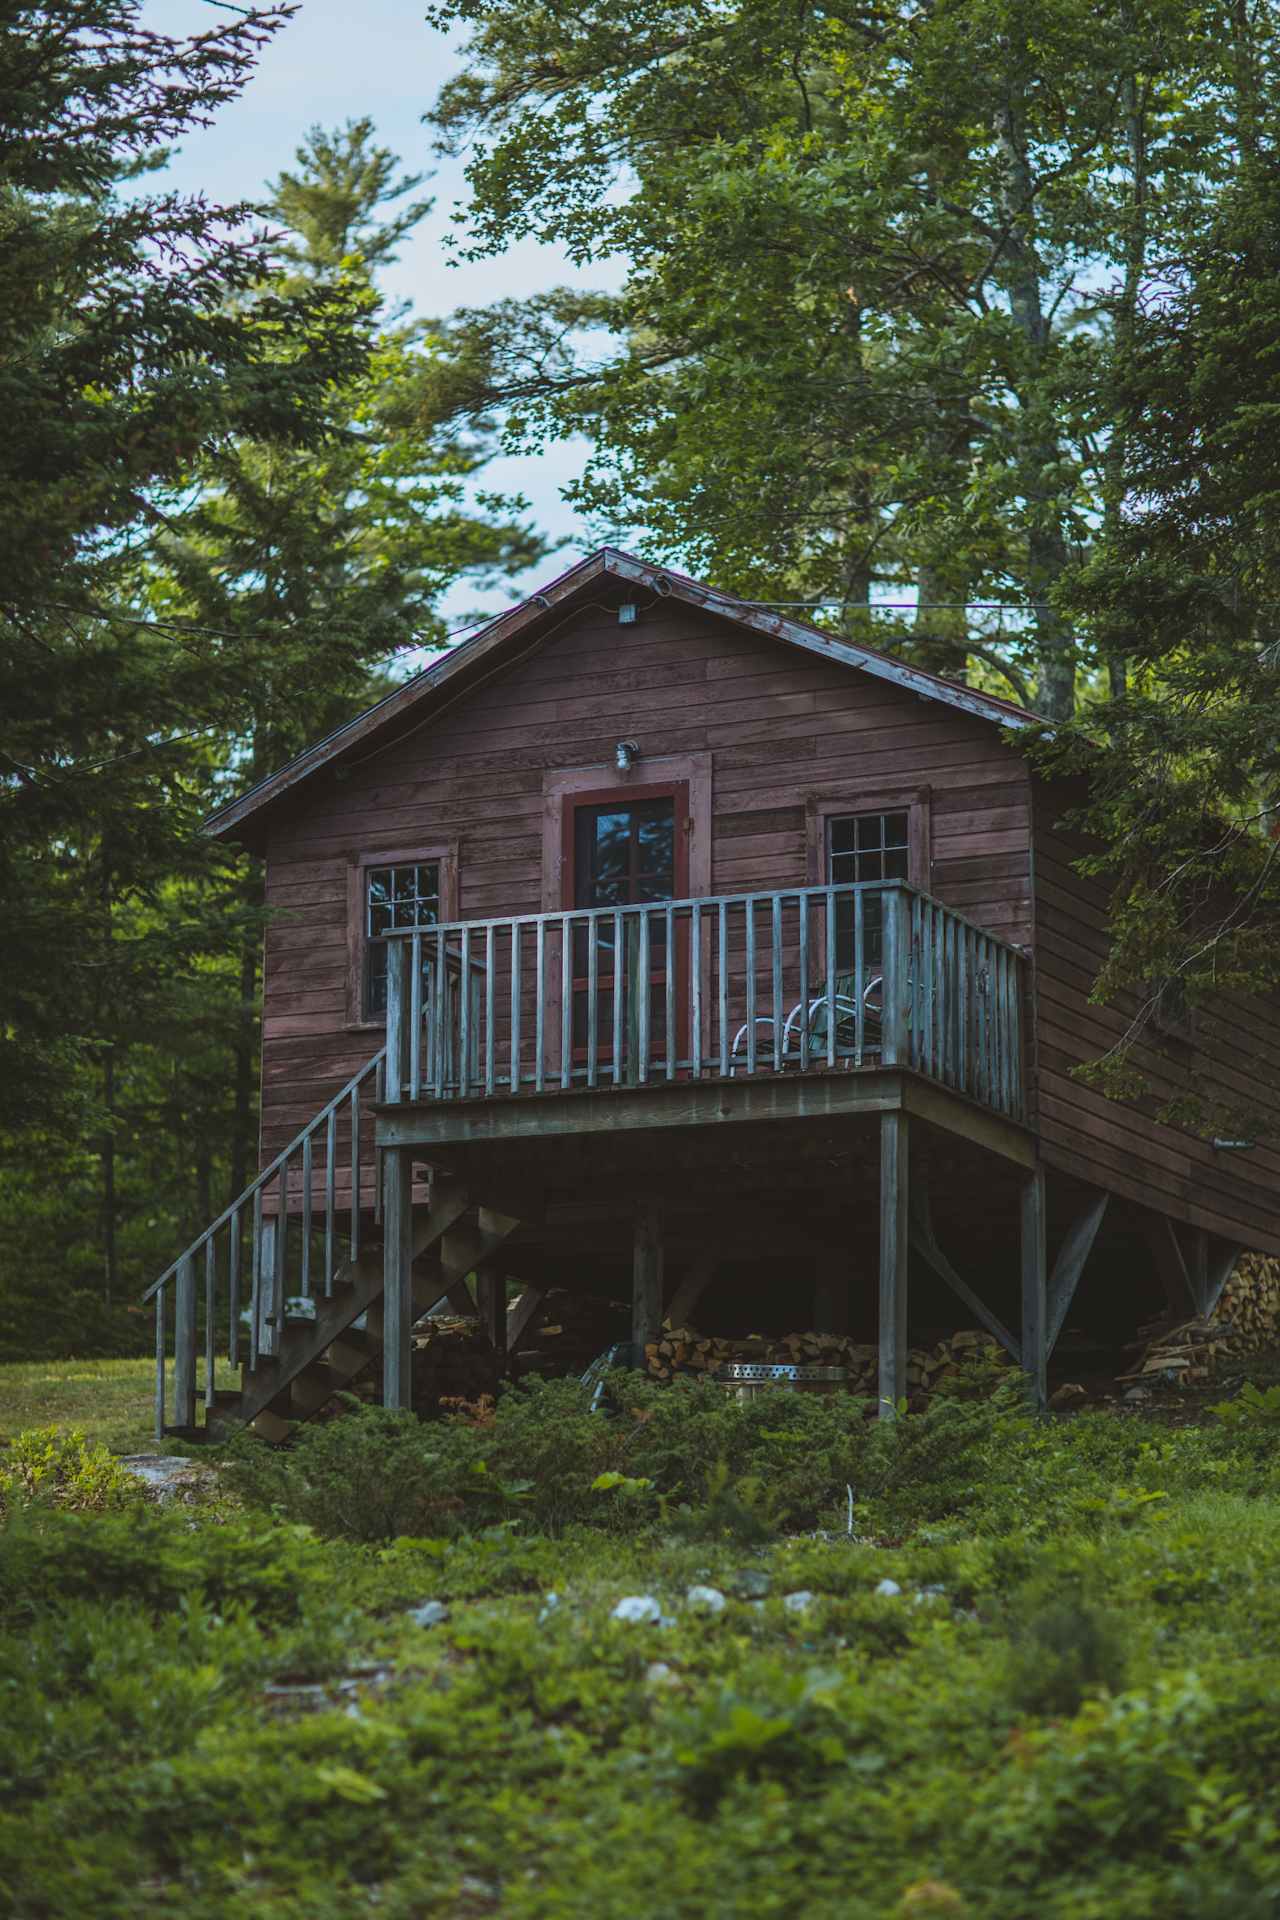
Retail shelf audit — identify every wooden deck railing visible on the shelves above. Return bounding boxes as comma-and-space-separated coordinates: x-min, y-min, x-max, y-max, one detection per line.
382, 882, 1026, 1122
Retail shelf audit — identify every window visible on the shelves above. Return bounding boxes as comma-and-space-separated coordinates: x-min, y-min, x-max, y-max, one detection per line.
364, 861, 440, 1017
827, 810, 913, 969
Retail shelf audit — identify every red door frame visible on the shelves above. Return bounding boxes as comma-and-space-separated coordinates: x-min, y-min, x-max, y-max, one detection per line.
561, 780, 691, 1069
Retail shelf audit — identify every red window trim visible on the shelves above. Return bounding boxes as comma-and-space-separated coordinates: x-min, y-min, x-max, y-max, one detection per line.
540, 754, 712, 1071
345, 841, 458, 1031
560, 780, 692, 913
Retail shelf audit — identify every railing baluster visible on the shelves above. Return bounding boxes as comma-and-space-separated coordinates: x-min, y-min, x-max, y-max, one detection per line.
636, 909, 651, 1083
205, 1235, 216, 1414
350, 1086, 361, 1263
154, 1288, 165, 1441
485, 924, 496, 1097
250, 1185, 262, 1369
460, 925, 473, 1098
853, 886, 865, 1066
882, 888, 905, 1067
560, 915, 573, 1089
408, 931, 422, 1100
612, 910, 624, 1086
535, 919, 546, 1092
665, 904, 676, 1079
825, 891, 837, 1068
587, 912, 600, 1088
934, 903, 945, 1083
797, 893, 809, 1069
273, 1167, 288, 1342
228, 1204, 241, 1368
433, 934, 448, 1099
771, 893, 783, 1073
718, 901, 729, 1076
300, 1131, 313, 1299
956, 923, 969, 1095
324, 1111, 336, 1294
745, 898, 757, 1076
690, 903, 703, 1077
510, 923, 522, 1093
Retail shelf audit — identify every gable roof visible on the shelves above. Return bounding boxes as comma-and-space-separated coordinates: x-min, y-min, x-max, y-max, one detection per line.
205, 546, 1038, 848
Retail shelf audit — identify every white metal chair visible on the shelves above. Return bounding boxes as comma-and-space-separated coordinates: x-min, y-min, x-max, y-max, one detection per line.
730, 972, 882, 1071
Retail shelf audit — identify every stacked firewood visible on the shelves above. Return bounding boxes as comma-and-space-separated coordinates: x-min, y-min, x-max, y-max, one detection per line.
1118, 1252, 1280, 1388
643, 1327, 876, 1386
643, 1322, 1008, 1401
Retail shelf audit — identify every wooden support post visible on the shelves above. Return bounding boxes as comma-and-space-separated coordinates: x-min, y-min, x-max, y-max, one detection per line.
632, 1200, 664, 1353
1020, 1165, 1047, 1410
813, 1251, 850, 1336
1205, 1240, 1243, 1320
382, 1147, 414, 1412
909, 1171, 1021, 1363
1046, 1189, 1109, 1356
507, 1286, 547, 1348
1140, 1211, 1194, 1315
878, 1111, 909, 1415
174, 1253, 197, 1430
477, 1269, 507, 1359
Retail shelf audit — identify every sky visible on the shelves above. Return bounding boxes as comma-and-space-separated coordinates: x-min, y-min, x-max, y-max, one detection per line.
140, 0, 623, 621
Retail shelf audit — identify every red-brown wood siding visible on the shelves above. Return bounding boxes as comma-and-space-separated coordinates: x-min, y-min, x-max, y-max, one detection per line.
1031, 792, 1280, 1252
256, 603, 1033, 1174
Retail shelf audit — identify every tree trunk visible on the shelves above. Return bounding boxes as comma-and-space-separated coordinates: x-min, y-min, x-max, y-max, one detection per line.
1102, 6, 1149, 701
996, 83, 1075, 721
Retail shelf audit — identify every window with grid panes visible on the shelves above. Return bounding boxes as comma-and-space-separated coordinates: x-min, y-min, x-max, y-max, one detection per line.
827, 811, 910, 969
365, 863, 440, 1017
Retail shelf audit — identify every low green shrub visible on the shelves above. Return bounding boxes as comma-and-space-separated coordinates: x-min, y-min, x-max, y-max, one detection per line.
0, 1426, 142, 1517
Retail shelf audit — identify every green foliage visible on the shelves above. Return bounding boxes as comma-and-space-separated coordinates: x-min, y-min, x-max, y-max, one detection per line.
1211, 1380, 1280, 1426
427, 0, 1276, 718
225, 1374, 1280, 1551
0, 69, 546, 1354
6, 1404, 1280, 1916
1004, 1581, 1128, 1717
0, 1426, 141, 1516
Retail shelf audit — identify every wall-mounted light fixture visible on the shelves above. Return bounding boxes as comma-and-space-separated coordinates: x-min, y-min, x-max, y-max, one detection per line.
615, 739, 640, 772
618, 602, 638, 626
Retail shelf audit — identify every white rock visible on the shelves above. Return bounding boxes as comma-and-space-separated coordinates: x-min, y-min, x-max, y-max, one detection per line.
783, 1590, 815, 1613
874, 1578, 903, 1599
405, 1601, 449, 1628
645, 1661, 679, 1689
612, 1594, 663, 1625
914, 1585, 946, 1605
537, 1592, 561, 1623
685, 1585, 727, 1615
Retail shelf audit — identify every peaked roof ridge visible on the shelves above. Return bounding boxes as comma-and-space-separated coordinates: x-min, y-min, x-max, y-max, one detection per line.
205, 546, 1036, 845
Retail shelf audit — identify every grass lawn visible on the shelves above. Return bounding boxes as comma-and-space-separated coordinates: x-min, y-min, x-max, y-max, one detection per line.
0, 1356, 239, 1454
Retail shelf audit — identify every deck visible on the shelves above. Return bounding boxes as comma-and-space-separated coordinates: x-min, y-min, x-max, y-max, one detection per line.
376, 880, 1027, 1135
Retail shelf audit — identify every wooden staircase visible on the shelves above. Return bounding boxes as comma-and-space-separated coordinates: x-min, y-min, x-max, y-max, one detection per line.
218, 1192, 520, 1443
143, 1048, 521, 1442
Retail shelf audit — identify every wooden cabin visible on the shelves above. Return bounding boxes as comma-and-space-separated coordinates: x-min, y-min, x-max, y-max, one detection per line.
146, 548, 1280, 1438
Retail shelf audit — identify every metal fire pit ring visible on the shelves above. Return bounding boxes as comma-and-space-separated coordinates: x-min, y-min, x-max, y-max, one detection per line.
714, 1362, 850, 1402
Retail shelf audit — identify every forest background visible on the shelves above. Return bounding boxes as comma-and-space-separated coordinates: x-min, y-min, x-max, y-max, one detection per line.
4, 0, 1280, 1359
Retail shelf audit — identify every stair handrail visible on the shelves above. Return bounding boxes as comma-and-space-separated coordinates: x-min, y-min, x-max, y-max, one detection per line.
141, 1046, 386, 1303
144, 1044, 386, 1440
